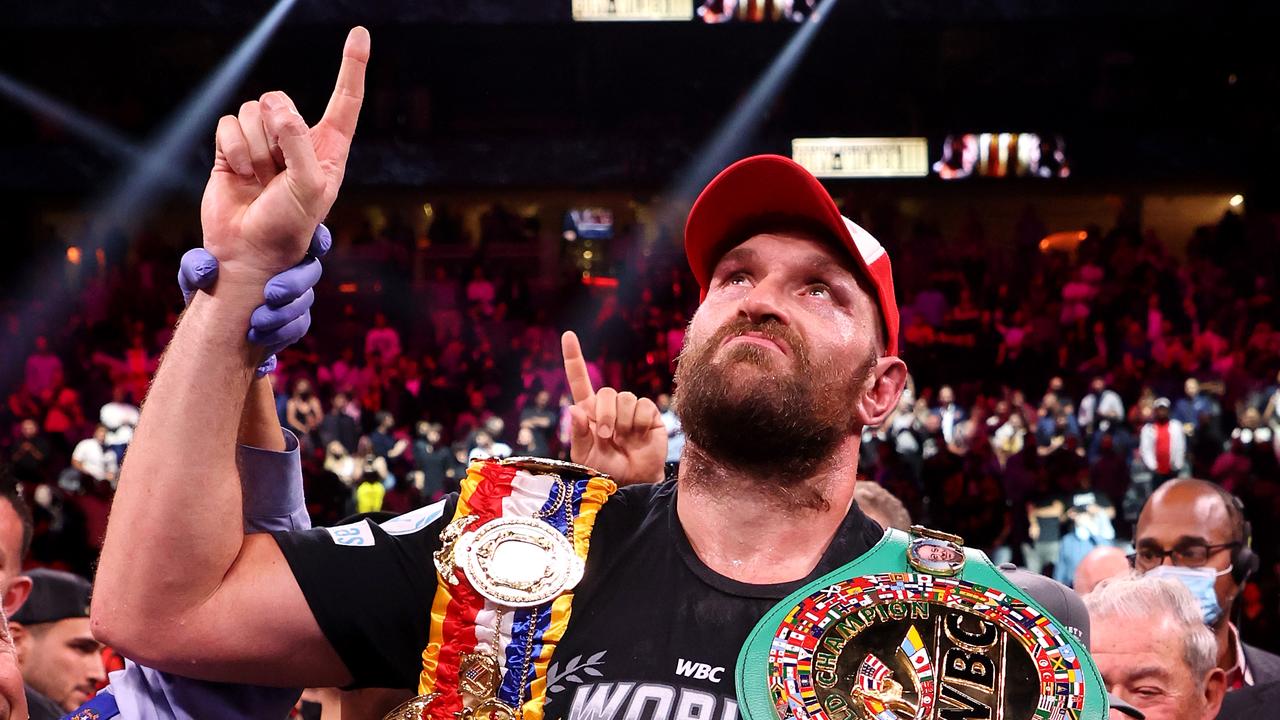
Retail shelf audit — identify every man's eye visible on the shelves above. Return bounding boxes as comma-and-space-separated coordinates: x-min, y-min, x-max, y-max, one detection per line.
1133, 687, 1163, 699
806, 283, 832, 298
728, 273, 750, 286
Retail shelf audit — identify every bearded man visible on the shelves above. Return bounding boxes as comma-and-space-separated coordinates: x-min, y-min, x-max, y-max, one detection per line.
90, 28, 908, 720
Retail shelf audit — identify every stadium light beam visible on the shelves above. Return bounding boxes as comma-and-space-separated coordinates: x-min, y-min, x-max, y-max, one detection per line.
662, 0, 838, 223
0, 73, 142, 161
89, 0, 300, 240
0, 72, 207, 195
560, 3, 837, 339
0, 0, 299, 391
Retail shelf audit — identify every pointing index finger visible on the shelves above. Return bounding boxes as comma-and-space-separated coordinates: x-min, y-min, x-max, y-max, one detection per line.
561, 331, 595, 404
318, 26, 370, 144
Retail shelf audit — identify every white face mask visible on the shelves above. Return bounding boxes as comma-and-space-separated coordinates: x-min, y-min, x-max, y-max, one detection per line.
1144, 564, 1232, 625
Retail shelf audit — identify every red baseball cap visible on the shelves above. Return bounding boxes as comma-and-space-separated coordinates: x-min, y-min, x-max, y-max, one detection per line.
683, 154, 900, 356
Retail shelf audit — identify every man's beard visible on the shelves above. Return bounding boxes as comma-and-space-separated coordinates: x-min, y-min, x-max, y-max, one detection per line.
673, 316, 873, 502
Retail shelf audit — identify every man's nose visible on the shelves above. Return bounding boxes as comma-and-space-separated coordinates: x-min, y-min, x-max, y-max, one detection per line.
86, 654, 106, 685
738, 278, 790, 327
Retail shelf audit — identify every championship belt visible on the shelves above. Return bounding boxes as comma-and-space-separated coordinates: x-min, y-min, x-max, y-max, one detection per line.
737, 526, 1108, 720
384, 457, 616, 720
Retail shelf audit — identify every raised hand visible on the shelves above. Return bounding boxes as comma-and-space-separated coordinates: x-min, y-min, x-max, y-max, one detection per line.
200, 27, 368, 277
561, 331, 666, 485
179, 225, 332, 375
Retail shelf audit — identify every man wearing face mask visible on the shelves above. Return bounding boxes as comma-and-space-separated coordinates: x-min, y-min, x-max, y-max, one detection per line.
1132, 479, 1280, 690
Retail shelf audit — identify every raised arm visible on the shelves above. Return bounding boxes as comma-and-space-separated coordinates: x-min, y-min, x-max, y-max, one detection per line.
91, 28, 368, 687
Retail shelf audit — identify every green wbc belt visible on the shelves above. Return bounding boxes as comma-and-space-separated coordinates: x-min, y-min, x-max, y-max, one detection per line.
736, 526, 1108, 720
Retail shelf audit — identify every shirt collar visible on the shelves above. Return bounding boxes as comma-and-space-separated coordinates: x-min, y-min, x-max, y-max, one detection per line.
1226, 622, 1255, 689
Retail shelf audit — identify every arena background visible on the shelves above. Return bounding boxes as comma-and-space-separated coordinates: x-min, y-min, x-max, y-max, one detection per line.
2, 0, 1279, 656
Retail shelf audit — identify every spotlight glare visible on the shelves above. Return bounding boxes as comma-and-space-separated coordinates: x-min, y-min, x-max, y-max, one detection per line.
659, 0, 839, 224
1229, 194, 1244, 207
90, 0, 300, 241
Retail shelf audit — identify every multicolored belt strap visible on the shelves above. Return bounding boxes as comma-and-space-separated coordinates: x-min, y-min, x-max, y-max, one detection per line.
384, 457, 615, 720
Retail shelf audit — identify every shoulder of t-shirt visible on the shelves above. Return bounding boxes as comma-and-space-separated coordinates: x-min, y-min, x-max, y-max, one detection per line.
587, 482, 664, 540
370, 494, 460, 538
836, 500, 889, 556
601, 481, 663, 513
277, 494, 461, 550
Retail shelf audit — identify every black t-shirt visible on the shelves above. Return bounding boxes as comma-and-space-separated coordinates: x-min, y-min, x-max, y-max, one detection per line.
274, 480, 885, 720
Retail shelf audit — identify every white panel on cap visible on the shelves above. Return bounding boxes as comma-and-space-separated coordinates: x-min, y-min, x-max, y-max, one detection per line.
842, 216, 886, 264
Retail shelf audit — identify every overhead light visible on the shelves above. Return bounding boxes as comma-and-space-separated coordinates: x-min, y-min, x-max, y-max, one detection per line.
1039, 230, 1088, 253
1229, 194, 1244, 207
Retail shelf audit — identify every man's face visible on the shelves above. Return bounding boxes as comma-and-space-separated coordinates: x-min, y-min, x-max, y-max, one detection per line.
17, 617, 104, 711
938, 386, 954, 406
1185, 379, 1199, 398
19, 422, 36, 440
1091, 615, 1222, 720
676, 232, 888, 484
656, 393, 671, 413
1135, 486, 1238, 623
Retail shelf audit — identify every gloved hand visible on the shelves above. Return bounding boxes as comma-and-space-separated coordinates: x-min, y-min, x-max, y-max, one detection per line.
179, 224, 331, 377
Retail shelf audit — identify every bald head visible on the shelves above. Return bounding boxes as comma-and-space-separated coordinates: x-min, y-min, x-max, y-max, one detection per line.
1073, 546, 1130, 594
1135, 478, 1247, 626
1138, 479, 1244, 548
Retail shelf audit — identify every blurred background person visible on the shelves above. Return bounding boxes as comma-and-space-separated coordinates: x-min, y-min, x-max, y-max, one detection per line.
9, 569, 103, 718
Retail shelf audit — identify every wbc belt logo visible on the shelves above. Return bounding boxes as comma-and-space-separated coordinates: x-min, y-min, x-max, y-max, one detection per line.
766, 573, 1085, 720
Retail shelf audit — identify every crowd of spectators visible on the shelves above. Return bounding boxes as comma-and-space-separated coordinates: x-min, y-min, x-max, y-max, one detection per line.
1, 200, 1278, 661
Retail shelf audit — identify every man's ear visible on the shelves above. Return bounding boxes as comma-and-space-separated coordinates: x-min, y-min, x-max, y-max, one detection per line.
856, 356, 908, 429
2, 576, 31, 618
1200, 667, 1227, 720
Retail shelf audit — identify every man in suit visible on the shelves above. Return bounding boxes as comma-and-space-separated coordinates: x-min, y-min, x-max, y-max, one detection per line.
1216, 680, 1280, 719
931, 384, 966, 445
1134, 479, 1280, 691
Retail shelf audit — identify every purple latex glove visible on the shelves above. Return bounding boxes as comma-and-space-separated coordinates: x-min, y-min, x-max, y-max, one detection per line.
178, 224, 331, 376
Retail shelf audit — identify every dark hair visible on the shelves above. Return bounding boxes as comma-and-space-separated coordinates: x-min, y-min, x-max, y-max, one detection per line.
0, 469, 34, 561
